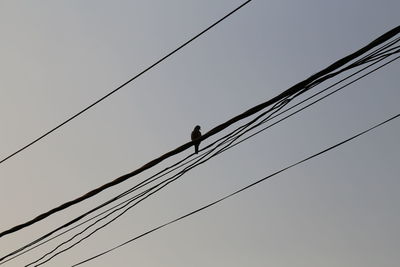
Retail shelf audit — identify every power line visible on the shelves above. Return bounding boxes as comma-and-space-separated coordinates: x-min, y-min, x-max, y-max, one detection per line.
71, 113, 400, 266
0, 0, 253, 239
220, 55, 400, 155
0, 0, 253, 167
18, 52, 400, 266
6, 100, 290, 266
7, 29, 397, 265
1, 24, 398, 240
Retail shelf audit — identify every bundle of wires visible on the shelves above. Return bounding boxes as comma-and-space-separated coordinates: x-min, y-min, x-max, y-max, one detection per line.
1, 30, 398, 266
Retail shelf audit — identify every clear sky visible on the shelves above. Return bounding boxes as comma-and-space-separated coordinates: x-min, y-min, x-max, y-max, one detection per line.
0, 1, 399, 266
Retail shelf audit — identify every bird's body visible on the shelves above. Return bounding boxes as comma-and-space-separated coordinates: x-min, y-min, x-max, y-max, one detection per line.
191, 125, 202, 154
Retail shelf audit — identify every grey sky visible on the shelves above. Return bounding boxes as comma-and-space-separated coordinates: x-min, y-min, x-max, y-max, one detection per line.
0, 1, 399, 266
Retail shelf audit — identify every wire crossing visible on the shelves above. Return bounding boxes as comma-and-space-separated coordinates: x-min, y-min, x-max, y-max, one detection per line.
0, 24, 398, 240
24, 54, 400, 265
71, 113, 400, 266
0, 0, 253, 166
1, 26, 399, 266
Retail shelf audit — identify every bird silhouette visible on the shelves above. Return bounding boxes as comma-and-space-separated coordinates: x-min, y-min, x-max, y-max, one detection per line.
191, 125, 202, 154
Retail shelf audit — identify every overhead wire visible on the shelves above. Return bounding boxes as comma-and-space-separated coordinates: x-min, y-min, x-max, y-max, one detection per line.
4, 98, 313, 266
218, 55, 400, 155
2, 35, 399, 265
27, 134, 247, 266
301, 36, 400, 91
0, 0, 259, 240
71, 112, 400, 266
0, 24, 396, 239
205, 45, 400, 157
22, 48, 400, 266
0, 0, 253, 167
351, 36, 400, 66
27, 112, 274, 265
27, 108, 294, 266
0, 98, 339, 265
0, 23, 380, 238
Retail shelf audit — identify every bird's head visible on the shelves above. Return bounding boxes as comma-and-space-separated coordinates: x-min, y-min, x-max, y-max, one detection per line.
194, 125, 201, 131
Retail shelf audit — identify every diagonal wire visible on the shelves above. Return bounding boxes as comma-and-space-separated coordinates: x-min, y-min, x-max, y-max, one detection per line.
26, 53, 400, 266
0, 0, 253, 167
71, 113, 400, 266
3, 46, 399, 265
0, 0, 258, 240
25, 32, 400, 265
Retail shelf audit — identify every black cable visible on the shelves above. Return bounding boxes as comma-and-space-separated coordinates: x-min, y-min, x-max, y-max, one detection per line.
30, 135, 229, 266
0, 24, 394, 241
71, 113, 400, 266
351, 36, 400, 66
3, 27, 400, 267
4, 48, 399, 265
30, 129, 240, 266
219, 55, 400, 155
209, 50, 400, 157
0, 0, 257, 240
11, 98, 294, 266
29, 55, 400, 265
0, 0, 253, 167
29, 36, 400, 265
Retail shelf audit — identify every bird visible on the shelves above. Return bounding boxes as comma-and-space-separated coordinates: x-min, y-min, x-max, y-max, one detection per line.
191, 125, 202, 154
